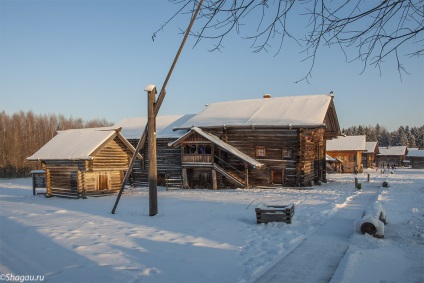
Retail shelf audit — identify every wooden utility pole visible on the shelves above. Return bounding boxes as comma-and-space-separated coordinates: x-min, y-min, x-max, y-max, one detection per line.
111, 0, 204, 215
146, 84, 158, 216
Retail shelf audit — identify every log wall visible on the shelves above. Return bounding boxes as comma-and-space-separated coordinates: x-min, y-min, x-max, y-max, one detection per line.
207, 127, 307, 187
43, 136, 133, 198
129, 138, 182, 187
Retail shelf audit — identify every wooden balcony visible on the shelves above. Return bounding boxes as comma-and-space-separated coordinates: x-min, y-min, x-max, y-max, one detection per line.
182, 154, 213, 164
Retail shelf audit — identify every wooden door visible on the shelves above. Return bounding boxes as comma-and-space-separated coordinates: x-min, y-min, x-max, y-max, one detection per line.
272, 169, 283, 185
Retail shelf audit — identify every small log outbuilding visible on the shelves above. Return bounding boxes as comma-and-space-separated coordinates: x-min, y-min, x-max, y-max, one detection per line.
27, 127, 142, 198
362, 142, 379, 169
406, 149, 424, 169
326, 135, 366, 173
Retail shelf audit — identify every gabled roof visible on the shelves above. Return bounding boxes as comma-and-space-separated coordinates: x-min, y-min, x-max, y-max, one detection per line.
406, 149, 424, 157
364, 142, 380, 154
169, 127, 264, 168
326, 135, 366, 151
378, 146, 407, 156
114, 114, 194, 139
173, 94, 339, 132
27, 127, 142, 161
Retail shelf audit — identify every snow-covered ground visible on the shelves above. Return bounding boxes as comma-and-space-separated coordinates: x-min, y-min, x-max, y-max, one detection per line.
0, 169, 423, 283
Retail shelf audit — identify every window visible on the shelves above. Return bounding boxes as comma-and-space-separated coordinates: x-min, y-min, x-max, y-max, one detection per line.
256, 146, 266, 157
282, 149, 293, 159
183, 143, 212, 155
205, 145, 212, 154
183, 145, 190, 154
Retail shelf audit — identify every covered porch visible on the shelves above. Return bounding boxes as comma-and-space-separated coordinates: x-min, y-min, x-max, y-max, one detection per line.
169, 127, 264, 189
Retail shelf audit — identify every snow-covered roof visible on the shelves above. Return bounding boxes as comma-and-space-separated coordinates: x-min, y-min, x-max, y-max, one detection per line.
364, 142, 379, 154
326, 155, 336, 161
174, 94, 334, 129
27, 127, 140, 161
169, 127, 264, 168
407, 149, 424, 157
378, 146, 407, 156
114, 114, 194, 139
326, 136, 366, 151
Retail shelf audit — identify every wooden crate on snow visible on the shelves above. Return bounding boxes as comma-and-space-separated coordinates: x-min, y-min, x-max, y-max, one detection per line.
255, 203, 295, 224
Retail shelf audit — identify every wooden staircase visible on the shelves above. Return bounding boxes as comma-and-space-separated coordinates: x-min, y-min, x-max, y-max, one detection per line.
213, 163, 245, 188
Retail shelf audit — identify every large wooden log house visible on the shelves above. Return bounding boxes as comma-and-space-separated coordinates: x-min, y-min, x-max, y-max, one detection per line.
27, 127, 142, 198
169, 94, 340, 188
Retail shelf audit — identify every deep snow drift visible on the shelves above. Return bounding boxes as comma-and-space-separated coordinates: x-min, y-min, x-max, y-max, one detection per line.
0, 169, 423, 283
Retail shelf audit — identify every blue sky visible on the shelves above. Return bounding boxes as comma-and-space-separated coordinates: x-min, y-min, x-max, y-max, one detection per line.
1, 0, 423, 132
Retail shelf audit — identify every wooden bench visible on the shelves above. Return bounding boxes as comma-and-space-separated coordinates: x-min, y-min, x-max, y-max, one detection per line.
255, 203, 295, 224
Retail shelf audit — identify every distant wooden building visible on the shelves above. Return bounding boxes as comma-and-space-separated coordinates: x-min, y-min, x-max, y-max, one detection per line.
326, 155, 342, 173
27, 127, 142, 198
326, 135, 366, 173
377, 146, 407, 168
169, 94, 340, 188
406, 149, 424, 169
362, 142, 379, 169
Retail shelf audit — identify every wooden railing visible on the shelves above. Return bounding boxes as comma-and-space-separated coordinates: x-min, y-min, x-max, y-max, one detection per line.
182, 155, 213, 163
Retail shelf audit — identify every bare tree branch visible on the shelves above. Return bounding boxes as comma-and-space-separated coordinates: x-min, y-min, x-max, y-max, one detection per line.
156, 0, 424, 81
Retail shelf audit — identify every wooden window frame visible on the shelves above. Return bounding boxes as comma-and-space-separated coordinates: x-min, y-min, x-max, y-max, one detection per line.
255, 146, 266, 157
282, 148, 293, 159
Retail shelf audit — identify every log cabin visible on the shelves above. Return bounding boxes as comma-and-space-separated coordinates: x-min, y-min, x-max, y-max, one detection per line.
169, 94, 340, 188
27, 127, 142, 198
114, 114, 194, 187
326, 135, 366, 173
406, 149, 424, 169
326, 155, 342, 173
362, 142, 379, 169
377, 146, 407, 168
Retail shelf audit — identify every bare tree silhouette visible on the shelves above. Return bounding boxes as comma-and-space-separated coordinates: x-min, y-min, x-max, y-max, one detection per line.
155, 0, 424, 82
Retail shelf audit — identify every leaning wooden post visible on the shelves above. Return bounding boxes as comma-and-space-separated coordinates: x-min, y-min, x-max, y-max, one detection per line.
146, 84, 158, 216
110, 0, 203, 214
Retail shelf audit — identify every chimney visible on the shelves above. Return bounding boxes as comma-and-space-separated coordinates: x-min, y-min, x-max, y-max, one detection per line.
263, 94, 271, 99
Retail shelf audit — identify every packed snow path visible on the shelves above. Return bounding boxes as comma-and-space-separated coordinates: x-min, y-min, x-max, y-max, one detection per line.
255, 184, 381, 283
